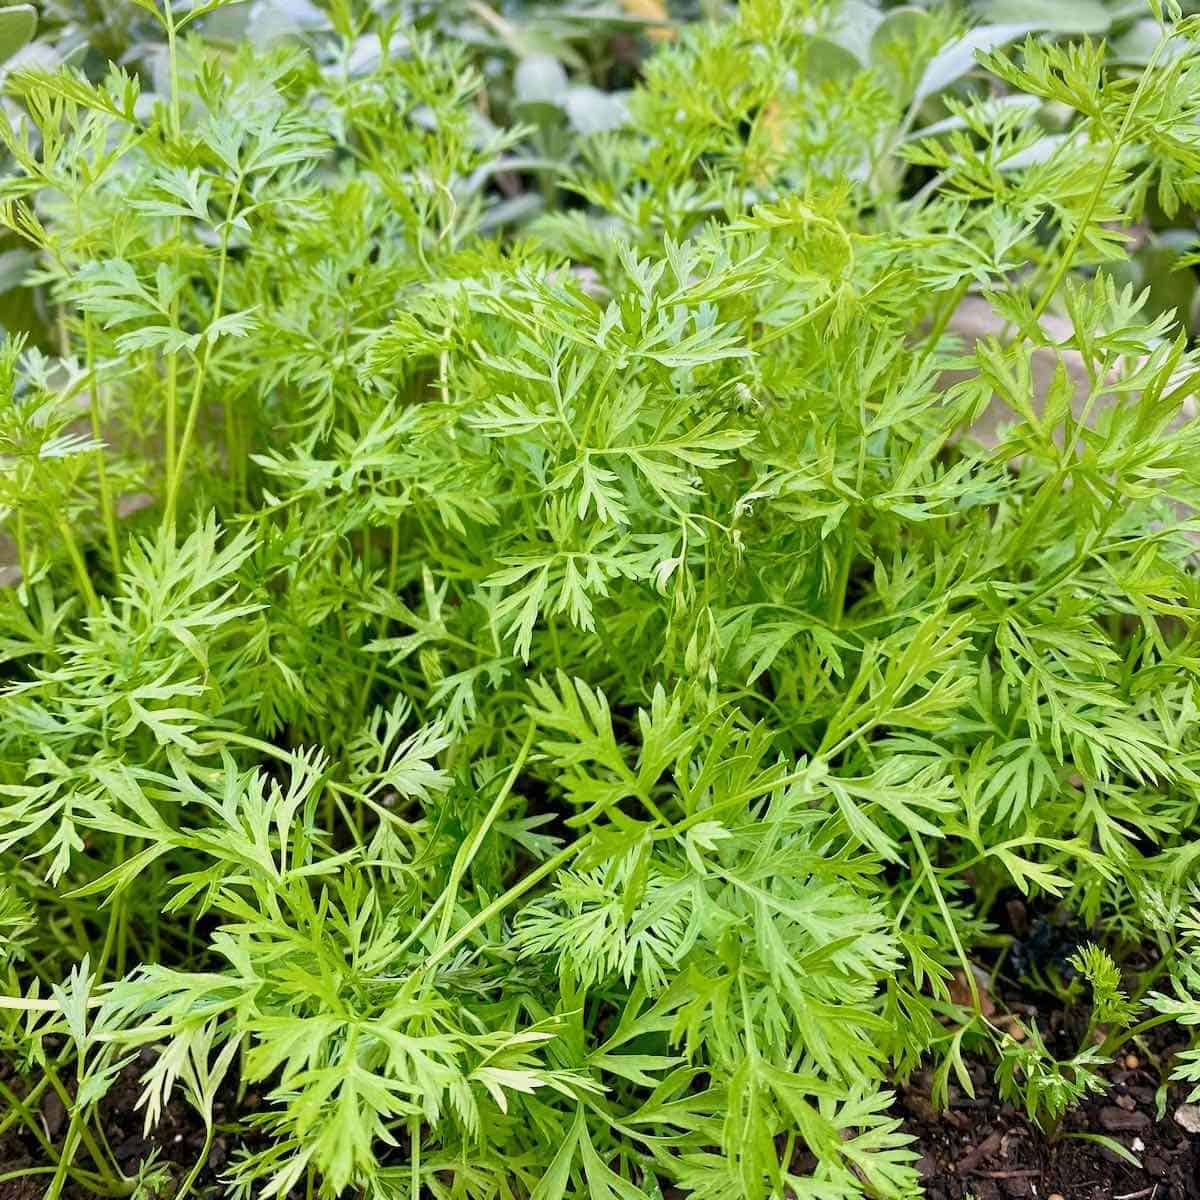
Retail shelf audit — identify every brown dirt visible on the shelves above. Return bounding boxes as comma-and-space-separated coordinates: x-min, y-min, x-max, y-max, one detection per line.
5, 1044, 1196, 1199
0, 1047, 228, 1199
901, 1041, 1200, 1200
901, 902, 1200, 1200
3, 918, 1199, 1200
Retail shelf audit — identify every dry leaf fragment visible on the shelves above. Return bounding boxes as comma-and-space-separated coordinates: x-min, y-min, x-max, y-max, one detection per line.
620, 0, 675, 40
949, 966, 996, 1018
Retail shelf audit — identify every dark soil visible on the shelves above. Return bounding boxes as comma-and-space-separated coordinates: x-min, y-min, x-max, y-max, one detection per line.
3, 912, 1199, 1199
901, 902, 1200, 1200
0, 1047, 229, 1199
901, 1040, 1200, 1200
6, 1039, 1197, 1199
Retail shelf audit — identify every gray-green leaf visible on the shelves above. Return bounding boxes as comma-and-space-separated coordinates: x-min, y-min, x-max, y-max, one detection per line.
913, 23, 1032, 106
515, 53, 569, 107
973, 0, 1111, 32
0, 4, 35, 64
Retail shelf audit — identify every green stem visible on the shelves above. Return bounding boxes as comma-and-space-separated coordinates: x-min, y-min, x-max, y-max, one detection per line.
409, 1117, 421, 1200
425, 724, 537, 954
0, 1077, 60, 1161
917, 277, 971, 372
15, 506, 27, 583
163, 174, 242, 530
223, 383, 239, 502
85, 316, 121, 575
1031, 40, 1166, 322
165, 337, 178, 506
914, 837, 980, 1013
0, 1074, 50, 1139
164, 364, 205, 530
0, 1167, 130, 1197
753, 292, 837, 350
161, 0, 183, 507
57, 514, 99, 615
96, 836, 126, 984
44, 1066, 122, 1190
174, 1128, 212, 1200
358, 519, 401, 718
827, 513, 859, 626
163, 0, 182, 139
1129, 949, 1172, 1004
1099, 1010, 1176, 1059
422, 834, 592, 972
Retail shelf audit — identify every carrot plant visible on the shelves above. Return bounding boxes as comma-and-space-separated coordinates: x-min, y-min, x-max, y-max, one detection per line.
2, 1, 1200, 1198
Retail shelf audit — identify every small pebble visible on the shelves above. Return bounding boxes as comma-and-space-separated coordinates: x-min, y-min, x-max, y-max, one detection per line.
1048, 1193, 1065, 1200
1099, 1104, 1151, 1132
1124, 1053, 1139, 1069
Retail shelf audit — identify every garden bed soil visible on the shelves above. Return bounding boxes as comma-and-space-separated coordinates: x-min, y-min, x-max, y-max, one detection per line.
4, 909, 1199, 1200
4, 1040, 1197, 1200
900, 1042, 1200, 1199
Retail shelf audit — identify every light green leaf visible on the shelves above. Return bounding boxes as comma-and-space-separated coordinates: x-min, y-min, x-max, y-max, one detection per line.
530, 1108, 583, 1200
804, 35, 863, 82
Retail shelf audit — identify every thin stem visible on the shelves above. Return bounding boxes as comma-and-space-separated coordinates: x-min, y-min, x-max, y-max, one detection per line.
752, 291, 837, 350
85, 316, 121, 574
358, 519, 401, 718
917, 276, 971, 372
827, 513, 859, 626
44, 1066, 122, 1188
432, 724, 536, 952
1099, 1010, 1176, 1059
0, 1167, 130, 1197
57, 514, 99, 615
161, 0, 183, 506
0, 1074, 50, 1139
1129, 949, 1172, 1004
868, 88, 923, 197
422, 834, 592, 972
0, 1077, 60, 1161
164, 364, 205, 531
165, 335, 178, 505
163, 173, 243, 530
914, 837, 980, 1013
1031, 39, 1166, 322
163, 0, 182, 139
96, 836, 126, 984
174, 1128, 213, 1200
223, 381, 239, 502
409, 1117, 421, 1200
15, 505, 27, 583
198, 728, 304, 764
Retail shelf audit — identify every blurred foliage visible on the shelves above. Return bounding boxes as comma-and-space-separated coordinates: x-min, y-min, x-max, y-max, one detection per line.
4, 0, 1196, 347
